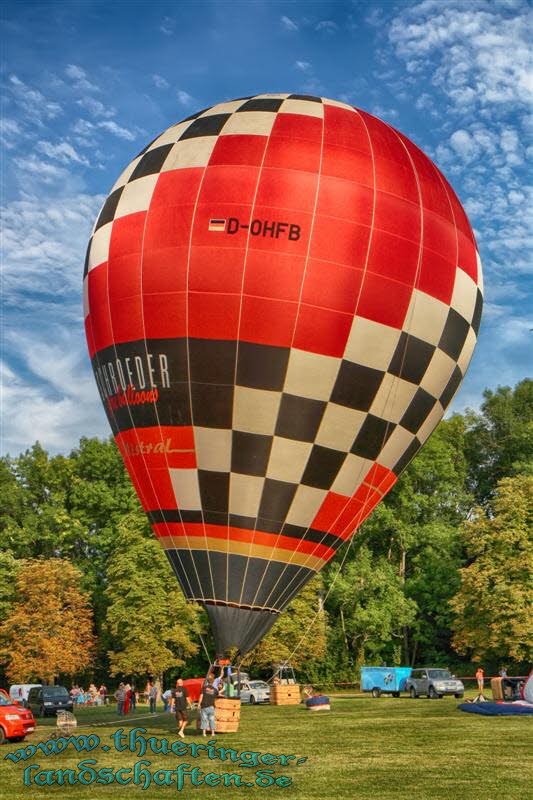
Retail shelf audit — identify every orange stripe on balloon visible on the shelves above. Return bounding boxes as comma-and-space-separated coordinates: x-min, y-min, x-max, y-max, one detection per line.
151, 521, 336, 562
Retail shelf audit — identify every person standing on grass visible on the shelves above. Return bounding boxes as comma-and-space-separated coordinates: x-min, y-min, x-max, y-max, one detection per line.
123, 683, 131, 714
148, 681, 158, 713
199, 676, 218, 738
173, 678, 191, 738
129, 684, 137, 712
475, 667, 485, 693
162, 687, 172, 712
115, 683, 126, 715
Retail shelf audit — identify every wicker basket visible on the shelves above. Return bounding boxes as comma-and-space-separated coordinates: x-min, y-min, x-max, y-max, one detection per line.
196, 697, 241, 733
216, 697, 240, 732
270, 684, 301, 705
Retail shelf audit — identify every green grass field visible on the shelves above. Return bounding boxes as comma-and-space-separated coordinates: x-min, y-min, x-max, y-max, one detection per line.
1, 693, 531, 800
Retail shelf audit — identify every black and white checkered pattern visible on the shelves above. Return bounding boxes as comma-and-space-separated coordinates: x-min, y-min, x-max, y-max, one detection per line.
174, 262, 480, 533
86, 92, 483, 578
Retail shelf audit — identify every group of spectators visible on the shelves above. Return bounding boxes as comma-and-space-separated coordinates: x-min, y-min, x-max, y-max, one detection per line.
69, 683, 108, 705
114, 669, 231, 736
114, 682, 142, 714
70, 668, 234, 736
475, 666, 520, 696
114, 680, 164, 715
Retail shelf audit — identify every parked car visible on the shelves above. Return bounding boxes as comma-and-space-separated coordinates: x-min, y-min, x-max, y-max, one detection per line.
405, 669, 464, 699
361, 667, 412, 697
27, 686, 73, 717
9, 684, 41, 708
238, 680, 270, 704
0, 693, 36, 744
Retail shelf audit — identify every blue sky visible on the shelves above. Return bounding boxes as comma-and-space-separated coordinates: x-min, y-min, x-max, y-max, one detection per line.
1, 0, 531, 455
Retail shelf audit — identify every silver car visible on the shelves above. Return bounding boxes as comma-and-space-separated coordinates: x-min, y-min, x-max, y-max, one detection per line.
238, 680, 270, 704
405, 668, 464, 699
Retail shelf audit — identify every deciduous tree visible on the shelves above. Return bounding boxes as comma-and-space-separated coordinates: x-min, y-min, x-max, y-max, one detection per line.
464, 379, 533, 506
0, 558, 96, 683
450, 475, 533, 664
326, 546, 417, 666
105, 512, 202, 678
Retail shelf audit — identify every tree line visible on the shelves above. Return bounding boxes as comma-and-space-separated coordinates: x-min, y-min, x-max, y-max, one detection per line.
0, 380, 531, 687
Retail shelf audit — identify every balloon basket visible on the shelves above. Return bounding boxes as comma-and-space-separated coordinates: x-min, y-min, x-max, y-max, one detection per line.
270, 685, 301, 705
216, 697, 241, 732
196, 698, 241, 733
270, 662, 300, 705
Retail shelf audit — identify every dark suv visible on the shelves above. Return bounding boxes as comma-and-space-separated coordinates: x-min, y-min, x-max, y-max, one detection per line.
27, 686, 73, 717
405, 669, 464, 699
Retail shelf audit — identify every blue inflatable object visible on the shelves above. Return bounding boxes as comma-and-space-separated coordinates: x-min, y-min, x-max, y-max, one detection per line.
306, 695, 330, 707
458, 702, 533, 716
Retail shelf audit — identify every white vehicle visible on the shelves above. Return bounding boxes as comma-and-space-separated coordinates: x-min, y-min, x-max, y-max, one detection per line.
238, 680, 270, 704
9, 685, 41, 707
405, 669, 464, 699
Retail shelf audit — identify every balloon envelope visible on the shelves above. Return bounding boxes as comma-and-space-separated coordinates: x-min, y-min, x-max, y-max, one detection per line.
84, 94, 482, 655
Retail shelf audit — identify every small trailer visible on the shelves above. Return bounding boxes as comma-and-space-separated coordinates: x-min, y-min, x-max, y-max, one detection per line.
360, 666, 412, 698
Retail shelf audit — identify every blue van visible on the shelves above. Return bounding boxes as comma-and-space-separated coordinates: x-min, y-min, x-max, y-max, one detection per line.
360, 667, 412, 697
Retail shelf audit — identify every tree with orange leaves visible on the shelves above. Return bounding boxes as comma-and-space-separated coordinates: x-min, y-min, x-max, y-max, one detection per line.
0, 558, 95, 684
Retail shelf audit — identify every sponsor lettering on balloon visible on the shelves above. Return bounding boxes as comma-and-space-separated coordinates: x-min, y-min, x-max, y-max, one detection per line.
94, 352, 170, 401
107, 384, 159, 413
118, 438, 187, 457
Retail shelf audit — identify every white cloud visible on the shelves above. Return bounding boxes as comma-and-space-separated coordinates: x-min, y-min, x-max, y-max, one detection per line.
366, 7, 385, 28
414, 92, 434, 111
295, 60, 312, 72
316, 20, 338, 34
370, 105, 398, 120
177, 90, 194, 106
508, 189, 524, 204
160, 16, 175, 35
280, 15, 298, 32
1, 345, 108, 456
300, 77, 326, 95
0, 189, 111, 455
388, 2, 532, 112
36, 139, 90, 166
1, 193, 104, 298
12, 154, 68, 184
152, 74, 169, 89
0, 117, 22, 148
76, 96, 116, 118
97, 120, 136, 140
65, 64, 99, 92
71, 118, 96, 137
8, 74, 62, 125
449, 129, 477, 161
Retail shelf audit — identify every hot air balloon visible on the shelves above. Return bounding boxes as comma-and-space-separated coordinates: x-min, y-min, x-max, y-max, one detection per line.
83, 94, 482, 658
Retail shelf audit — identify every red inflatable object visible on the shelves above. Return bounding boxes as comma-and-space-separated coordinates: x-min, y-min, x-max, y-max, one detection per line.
84, 94, 483, 655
